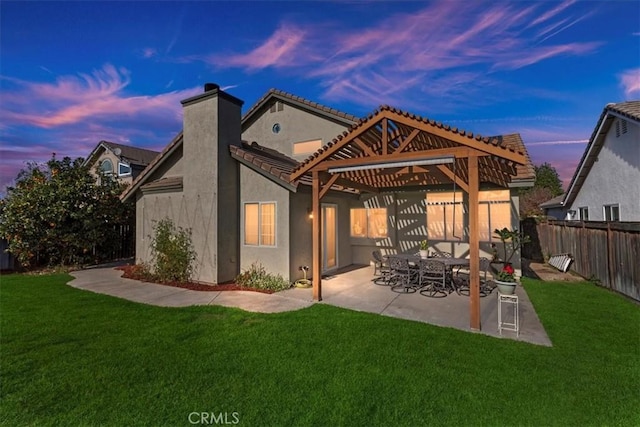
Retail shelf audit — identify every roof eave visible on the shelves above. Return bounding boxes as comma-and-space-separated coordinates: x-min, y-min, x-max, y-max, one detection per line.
121, 133, 183, 202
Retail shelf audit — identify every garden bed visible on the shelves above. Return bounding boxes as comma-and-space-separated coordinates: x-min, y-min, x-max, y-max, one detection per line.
115, 264, 274, 294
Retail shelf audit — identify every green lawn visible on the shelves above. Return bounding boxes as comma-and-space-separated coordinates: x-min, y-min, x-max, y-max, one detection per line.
1, 274, 638, 426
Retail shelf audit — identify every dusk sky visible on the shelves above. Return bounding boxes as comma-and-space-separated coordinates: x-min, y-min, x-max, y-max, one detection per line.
1, 1, 639, 195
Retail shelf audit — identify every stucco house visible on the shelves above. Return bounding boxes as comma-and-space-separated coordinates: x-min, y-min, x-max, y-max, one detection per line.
121, 84, 535, 287
562, 101, 640, 221
84, 140, 159, 186
539, 194, 566, 219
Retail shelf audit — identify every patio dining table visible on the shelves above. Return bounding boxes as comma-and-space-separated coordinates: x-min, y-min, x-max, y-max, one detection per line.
384, 254, 470, 293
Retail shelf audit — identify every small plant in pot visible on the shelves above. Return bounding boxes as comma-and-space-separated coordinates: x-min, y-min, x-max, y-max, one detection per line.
492, 228, 530, 294
419, 240, 429, 258
495, 263, 517, 294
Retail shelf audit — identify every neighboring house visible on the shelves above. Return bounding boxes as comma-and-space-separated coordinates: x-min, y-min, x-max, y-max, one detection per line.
539, 194, 566, 219
84, 141, 160, 186
122, 83, 535, 285
562, 101, 640, 221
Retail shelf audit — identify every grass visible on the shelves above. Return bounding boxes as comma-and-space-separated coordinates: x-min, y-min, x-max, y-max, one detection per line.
1, 273, 639, 426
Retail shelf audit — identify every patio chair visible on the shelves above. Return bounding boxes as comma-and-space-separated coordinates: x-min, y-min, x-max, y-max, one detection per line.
456, 257, 494, 297
418, 259, 448, 298
431, 251, 452, 258
388, 256, 417, 293
372, 250, 391, 286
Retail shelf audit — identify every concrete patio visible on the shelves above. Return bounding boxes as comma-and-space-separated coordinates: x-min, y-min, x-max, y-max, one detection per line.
281, 265, 552, 346
69, 263, 552, 347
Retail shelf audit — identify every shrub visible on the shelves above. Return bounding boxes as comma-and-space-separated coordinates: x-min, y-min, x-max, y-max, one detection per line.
235, 262, 291, 292
149, 218, 196, 283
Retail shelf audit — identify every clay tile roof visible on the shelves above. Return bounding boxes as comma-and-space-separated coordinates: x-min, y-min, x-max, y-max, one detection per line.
241, 88, 358, 129
606, 100, 640, 121
229, 141, 355, 193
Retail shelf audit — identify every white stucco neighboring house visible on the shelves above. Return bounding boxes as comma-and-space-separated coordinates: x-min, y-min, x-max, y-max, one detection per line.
562, 101, 640, 221
121, 83, 535, 285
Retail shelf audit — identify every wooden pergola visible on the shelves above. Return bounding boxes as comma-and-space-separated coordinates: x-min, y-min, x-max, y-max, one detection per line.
290, 106, 528, 330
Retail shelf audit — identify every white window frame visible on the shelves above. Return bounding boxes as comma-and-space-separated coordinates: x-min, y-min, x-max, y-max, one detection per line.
100, 159, 114, 175
243, 202, 277, 247
579, 207, 589, 221
118, 162, 132, 176
603, 204, 620, 222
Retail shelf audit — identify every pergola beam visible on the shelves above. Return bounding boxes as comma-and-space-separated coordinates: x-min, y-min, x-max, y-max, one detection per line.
437, 164, 469, 193
311, 147, 485, 172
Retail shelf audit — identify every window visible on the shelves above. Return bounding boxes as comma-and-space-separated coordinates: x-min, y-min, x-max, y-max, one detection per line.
100, 159, 113, 174
118, 162, 132, 176
244, 203, 276, 246
293, 139, 322, 155
478, 190, 511, 242
426, 191, 464, 241
604, 204, 620, 221
350, 208, 387, 238
579, 207, 589, 221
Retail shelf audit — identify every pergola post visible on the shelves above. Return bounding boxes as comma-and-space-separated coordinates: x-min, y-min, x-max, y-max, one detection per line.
468, 155, 480, 330
311, 170, 322, 301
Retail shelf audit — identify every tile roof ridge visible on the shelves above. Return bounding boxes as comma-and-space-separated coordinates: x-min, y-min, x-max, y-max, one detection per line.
242, 88, 358, 124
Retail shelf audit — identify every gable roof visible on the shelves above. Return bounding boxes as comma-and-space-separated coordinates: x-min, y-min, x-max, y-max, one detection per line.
120, 132, 183, 202
84, 140, 160, 168
563, 100, 640, 208
229, 141, 358, 194
241, 88, 358, 130
290, 105, 534, 191
539, 194, 565, 209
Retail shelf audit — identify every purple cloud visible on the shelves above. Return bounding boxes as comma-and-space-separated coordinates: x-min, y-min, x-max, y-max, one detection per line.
0, 64, 200, 193
195, 1, 600, 109
620, 68, 640, 97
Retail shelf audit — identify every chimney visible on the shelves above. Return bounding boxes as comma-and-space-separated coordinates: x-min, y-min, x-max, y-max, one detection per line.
204, 82, 219, 92
179, 84, 244, 284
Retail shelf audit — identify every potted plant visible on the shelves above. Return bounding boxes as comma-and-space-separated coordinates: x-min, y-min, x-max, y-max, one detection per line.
495, 263, 517, 294
492, 228, 530, 294
419, 239, 429, 259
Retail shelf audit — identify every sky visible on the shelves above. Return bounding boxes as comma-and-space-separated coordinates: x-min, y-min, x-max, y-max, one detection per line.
1, 0, 639, 195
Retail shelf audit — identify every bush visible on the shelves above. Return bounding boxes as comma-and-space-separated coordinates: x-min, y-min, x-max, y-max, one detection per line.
235, 262, 291, 292
149, 218, 196, 283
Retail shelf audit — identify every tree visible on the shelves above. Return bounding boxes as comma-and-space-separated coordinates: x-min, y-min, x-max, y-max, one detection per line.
534, 163, 563, 196
519, 163, 564, 218
0, 155, 132, 268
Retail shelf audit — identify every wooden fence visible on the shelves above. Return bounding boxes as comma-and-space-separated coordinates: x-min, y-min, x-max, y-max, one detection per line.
531, 220, 640, 302
0, 239, 16, 271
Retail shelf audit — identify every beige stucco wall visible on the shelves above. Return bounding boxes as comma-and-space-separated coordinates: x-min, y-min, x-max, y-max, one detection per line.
242, 103, 351, 161
349, 188, 524, 270
89, 151, 134, 186
239, 164, 290, 280
134, 145, 184, 266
